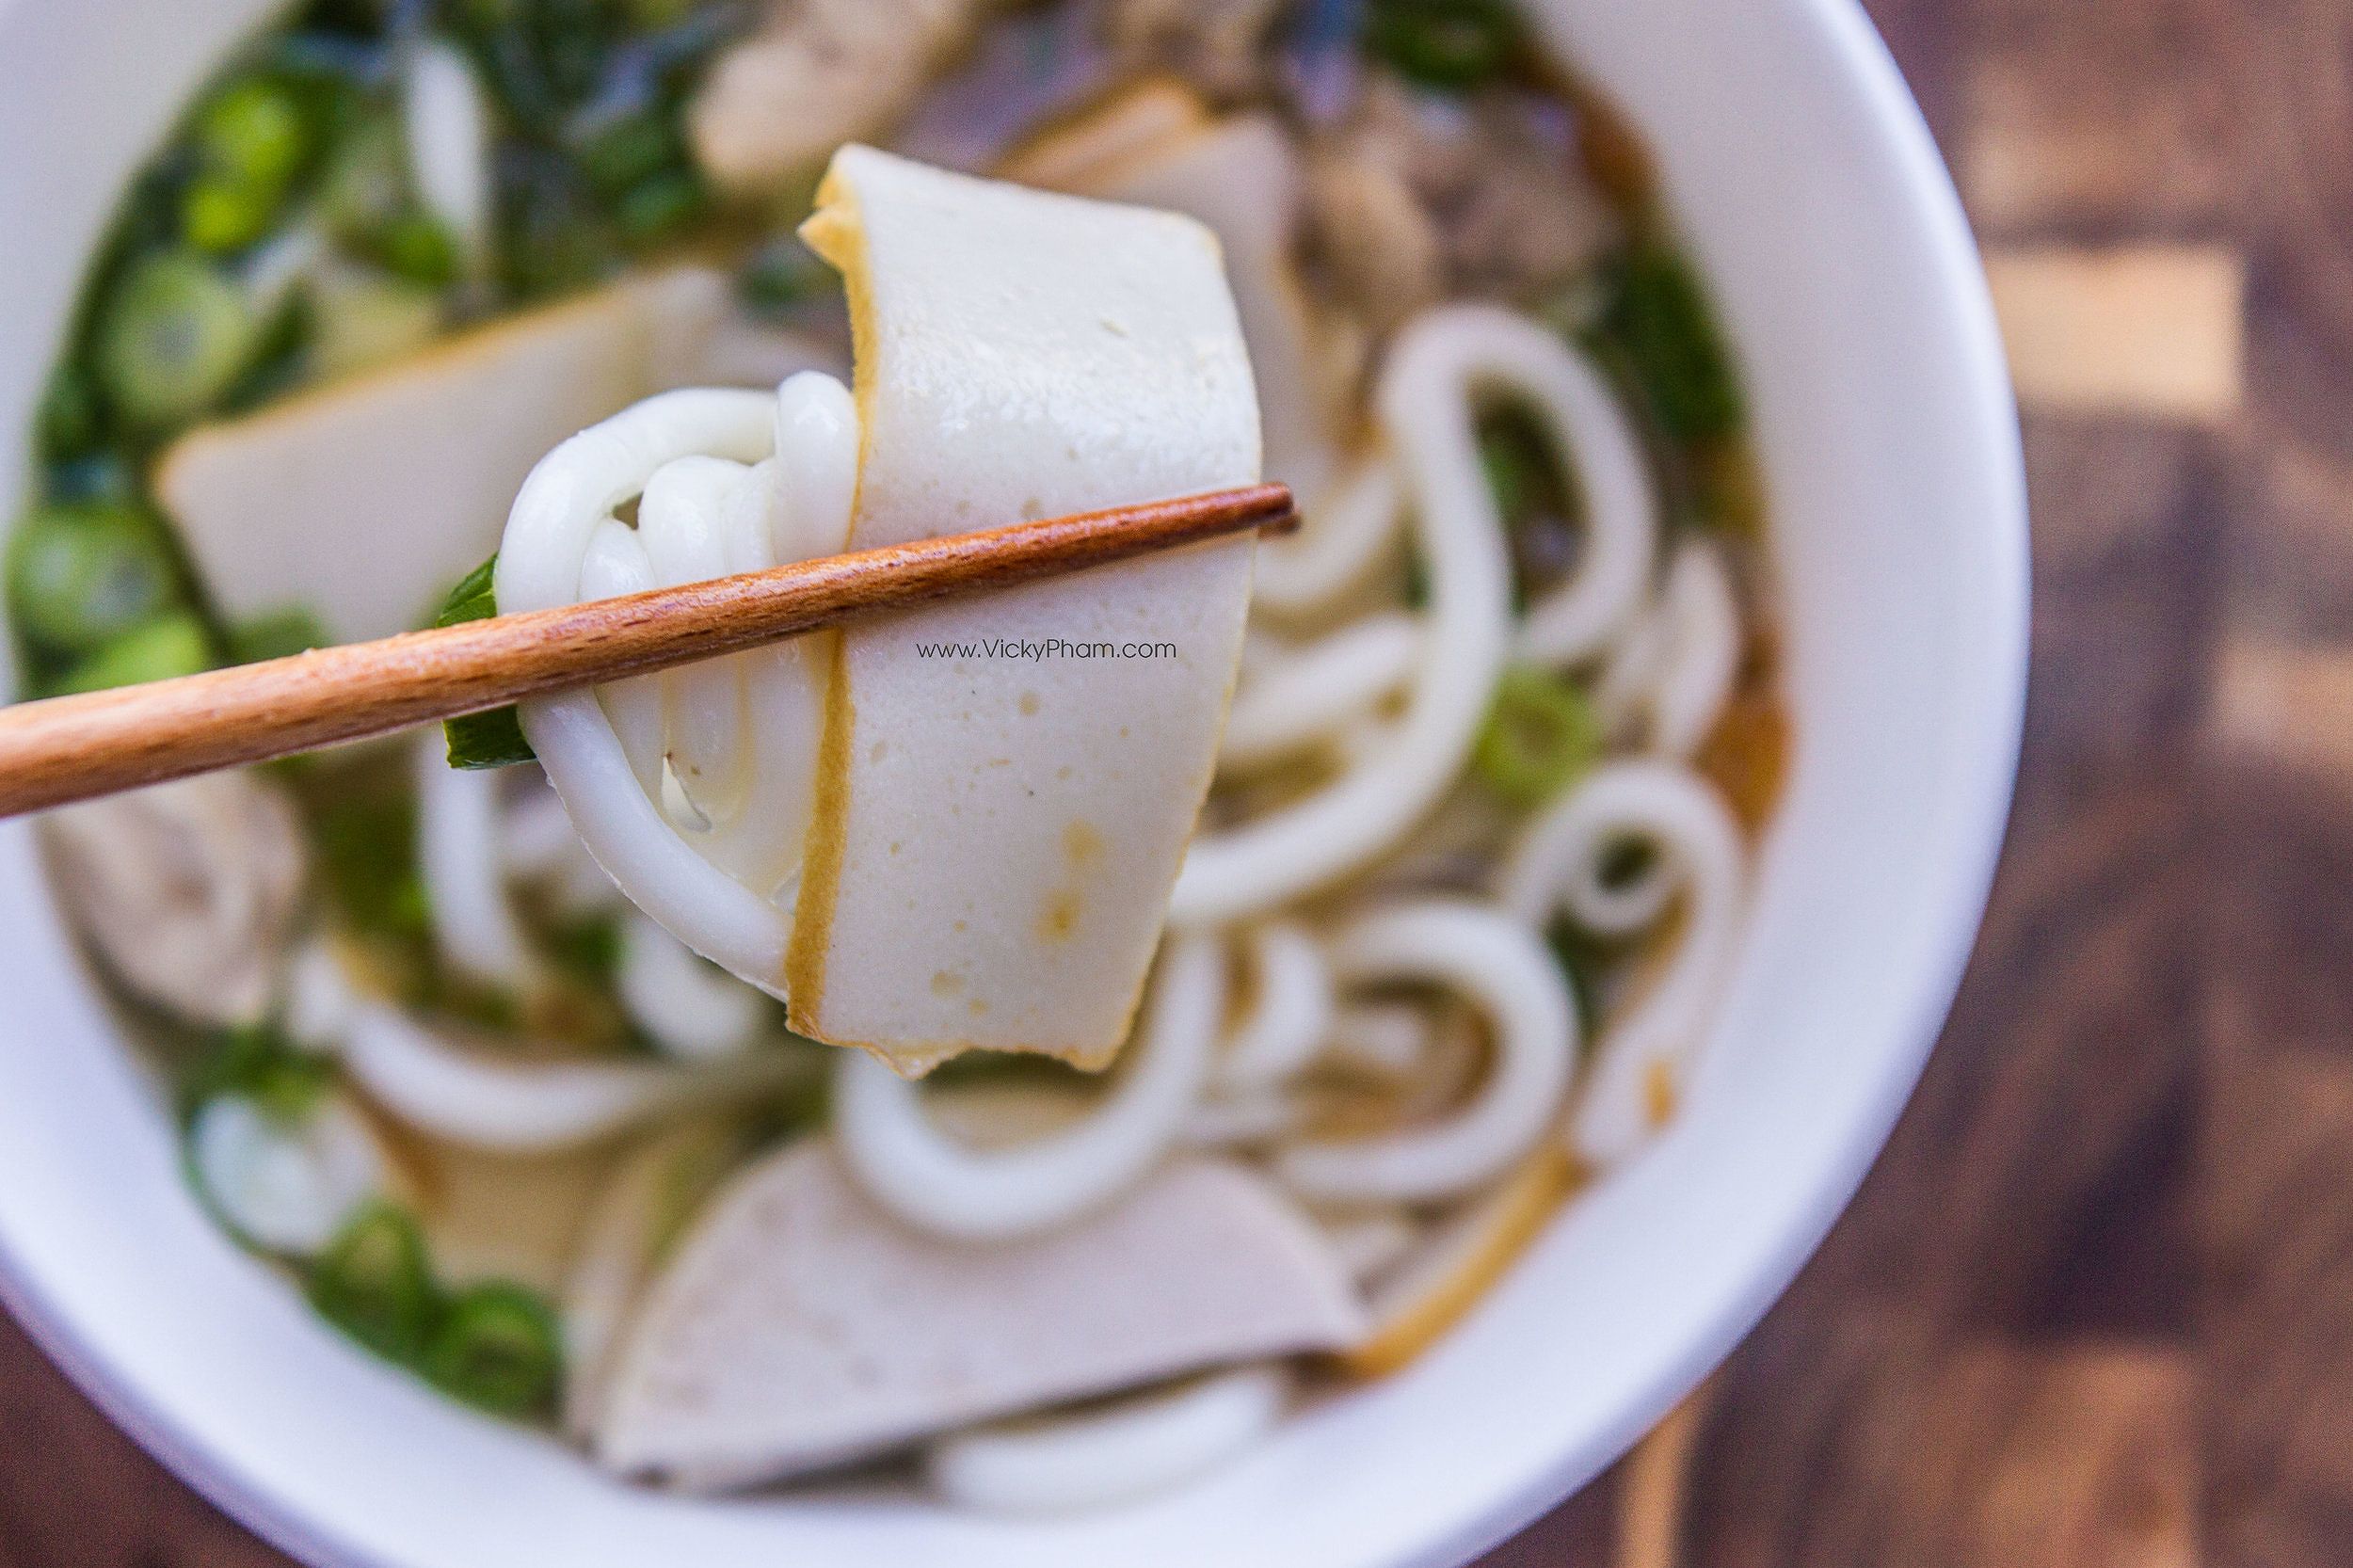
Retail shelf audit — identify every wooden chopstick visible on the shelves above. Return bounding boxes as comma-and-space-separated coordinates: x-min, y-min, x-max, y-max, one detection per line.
0, 482, 1294, 819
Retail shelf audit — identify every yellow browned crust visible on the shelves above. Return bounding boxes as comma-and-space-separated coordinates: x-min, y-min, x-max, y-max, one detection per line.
153, 277, 669, 504
780, 150, 1256, 1077
782, 633, 853, 1038
1333, 1146, 1583, 1379
795, 167, 877, 492
781, 167, 871, 1045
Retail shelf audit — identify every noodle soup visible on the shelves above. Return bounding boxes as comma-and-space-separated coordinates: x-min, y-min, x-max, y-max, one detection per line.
14, 0, 1786, 1511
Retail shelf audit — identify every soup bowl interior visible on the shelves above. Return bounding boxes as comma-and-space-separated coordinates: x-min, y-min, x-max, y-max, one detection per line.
0, 1, 2025, 1565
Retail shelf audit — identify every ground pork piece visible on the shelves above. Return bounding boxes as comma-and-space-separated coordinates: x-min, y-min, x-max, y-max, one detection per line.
43, 772, 306, 1027
689, 0, 990, 192
1304, 147, 1447, 331
1103, 0, 1289, 100
1326, 73, 1618, 301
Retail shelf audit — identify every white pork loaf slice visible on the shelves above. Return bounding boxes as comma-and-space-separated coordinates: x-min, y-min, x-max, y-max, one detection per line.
1007, 84, 1342, 503
592, 1140, 1362, 1490
784, 146, 1261, 1071
155, 268, 729, 643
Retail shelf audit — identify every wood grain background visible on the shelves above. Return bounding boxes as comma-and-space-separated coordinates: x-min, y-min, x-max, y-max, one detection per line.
0, 0, 2328, 1562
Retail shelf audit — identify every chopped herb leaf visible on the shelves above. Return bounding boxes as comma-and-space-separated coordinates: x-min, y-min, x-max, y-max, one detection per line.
179, 1023, 333, 1128
1594, 243, 1743, 444
1474, 664, 1603, 807
424, 1281, 563, 1417
309, 1200, 440, 1361
1364, 0, 1526, 91
434, 555, 537, 769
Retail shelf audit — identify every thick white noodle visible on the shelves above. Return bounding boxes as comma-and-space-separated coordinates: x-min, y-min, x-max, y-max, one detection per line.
414, 737, 541, 992
496, 378, 857, 993
1274, 901, 1577, 1204
616, 912, 764, 1062
924, 1366, 1289, 1515
1504, 325, 1657, 669
1496, 760, 1747, 1167
282, 938, 355, 1053
1171, 308, 1520, 925
577, 517, 667, 806
1210, 921, 1335, 1093
187, 1092, 384, 1256
337, 997, 788, 1152
1594, 539, 1742, 759
1219, 614, 1421, 771
401, 40, 494, 271
1497, 760, 1675, 940
831, 936, 1224, 1241
1249, 456, 1405, 616
639, 456, 754, 831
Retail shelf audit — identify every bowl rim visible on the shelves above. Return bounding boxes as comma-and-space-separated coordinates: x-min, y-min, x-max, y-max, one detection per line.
0, 0, 2028, 1563
1415, 2, 2031, 1560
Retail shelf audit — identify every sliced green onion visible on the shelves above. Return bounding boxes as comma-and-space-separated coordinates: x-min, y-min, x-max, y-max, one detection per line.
197, 79, 309, 192
7, 500, 181, 654
182, 174, 283, 255
1474, 664, 1603, 807
183, 80, 311, 254
372, 211, 459, 288
424, 1281, 563, 1416
179, 1023, 334, 1128
1364, 0, 1525, 91
95, 250, 264, 427
52, 612, 214, 696
33, 364, 103, 464
309, 1201, 440, 1362
1595, 243, 1743, 444
433, 555, 537, 768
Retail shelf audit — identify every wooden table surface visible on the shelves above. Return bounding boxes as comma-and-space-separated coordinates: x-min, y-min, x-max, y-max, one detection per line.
0, 1, 2329, 1563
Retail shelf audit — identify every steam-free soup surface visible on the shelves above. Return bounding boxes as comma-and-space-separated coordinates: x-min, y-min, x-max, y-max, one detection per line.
17, 0, 1785, 1513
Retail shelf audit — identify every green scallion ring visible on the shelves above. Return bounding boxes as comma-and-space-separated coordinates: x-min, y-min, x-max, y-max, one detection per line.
1473, 664, 1604, 807
95, 250, 263, 428
307, 1201, 440, 1363
6, 499, 180, 654
423, 1281, 564, 1417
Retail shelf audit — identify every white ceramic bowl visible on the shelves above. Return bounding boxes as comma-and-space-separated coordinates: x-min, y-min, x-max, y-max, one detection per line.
0, 2, 2025, 1564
